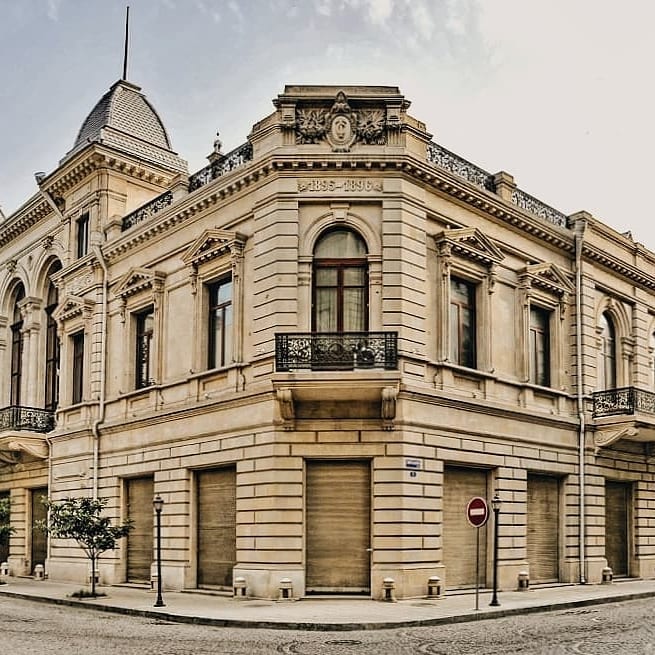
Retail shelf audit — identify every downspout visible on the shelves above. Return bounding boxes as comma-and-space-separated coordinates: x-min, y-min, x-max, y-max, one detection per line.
574, 217, 587, 584
91, 245, 108, 501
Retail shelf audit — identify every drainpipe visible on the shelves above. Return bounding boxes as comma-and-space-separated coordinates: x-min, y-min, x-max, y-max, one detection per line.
574, 216, 588, 584
91, 245, 108, 501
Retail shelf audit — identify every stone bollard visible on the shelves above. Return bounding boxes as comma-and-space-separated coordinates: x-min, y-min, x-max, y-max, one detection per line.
517, 571, 530, 590
33, 564, 45, 580
233, 576, 247, 598
427, 575, 442, 599
602, 566, 613, 584
278, 577, 293, 601
0, 561, 9, 577
382, 577, 396, 602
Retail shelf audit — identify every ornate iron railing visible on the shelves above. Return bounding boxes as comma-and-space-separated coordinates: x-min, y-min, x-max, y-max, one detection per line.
427, 142, 495, 192
592, 387, 655, 418
275, 332, 398, 372
0, 406, 55, 433
510, 188, 568, 228
188, 142, 254, 192
122, 190, 173, 231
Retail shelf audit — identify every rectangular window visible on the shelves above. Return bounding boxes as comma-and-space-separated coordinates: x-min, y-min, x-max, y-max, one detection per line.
76, 212, 89, 258
71, 331, 84, 404
135, 307, 155, 389
450, 277, 476, 368
529, 306, 551, 386
208, 278, 233, 369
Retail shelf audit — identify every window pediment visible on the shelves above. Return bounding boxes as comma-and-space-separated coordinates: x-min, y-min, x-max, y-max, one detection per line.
181, 229, 247, 269
519, 263, 572, 297
114, 267, 166, 300
52, 294, 94, 323
434, 227, 504, 267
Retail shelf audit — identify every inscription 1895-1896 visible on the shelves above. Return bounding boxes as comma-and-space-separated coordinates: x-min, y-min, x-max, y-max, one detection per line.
298, 178, 382, 192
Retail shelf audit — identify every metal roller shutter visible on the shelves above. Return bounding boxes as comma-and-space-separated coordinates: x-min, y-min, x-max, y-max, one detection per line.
306, 460, 370, 594
30, 487, 48, 572
527, 474, 559, 583
126, 477, 153, 583
197, 467, 236, 589
443, 466, 488, 588
605, 481, 629, 577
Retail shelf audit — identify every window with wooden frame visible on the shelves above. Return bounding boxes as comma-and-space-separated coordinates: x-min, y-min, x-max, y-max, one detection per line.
449, 276, 477, 368
135, 306, 155, 389
71, 331, 84, 404
434, 228, 504, 372
76, 212, 89, 259
312, 228, 368, 333
599, 312, 617, 390
9, 284, 25, 406
207, 277, 233, 369
44, 274, 61, 411
529, 305, 551, 387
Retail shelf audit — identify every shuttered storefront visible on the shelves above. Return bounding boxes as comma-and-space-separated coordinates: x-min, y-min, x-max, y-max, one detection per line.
126, 477, 153, 583
443, 466, 488, 588
527, 474, 560, 582
0, 491, 9, 565
306, 460, 371, 594
30, 487, 48, 573
197, 467, 236, 589
605, 480, 630, 577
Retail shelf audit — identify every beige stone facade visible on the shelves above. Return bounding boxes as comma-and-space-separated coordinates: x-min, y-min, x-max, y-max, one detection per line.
1, 80, 655, 599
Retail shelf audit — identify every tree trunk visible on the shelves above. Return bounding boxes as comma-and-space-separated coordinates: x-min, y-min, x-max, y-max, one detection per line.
90, 555, 96, 597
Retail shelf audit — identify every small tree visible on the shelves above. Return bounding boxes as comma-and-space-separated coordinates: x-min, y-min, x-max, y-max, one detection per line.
0, 496, 15, 554
42, 497, 132, 597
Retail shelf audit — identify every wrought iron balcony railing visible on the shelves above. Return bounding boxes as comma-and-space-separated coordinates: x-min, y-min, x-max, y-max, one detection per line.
188, 142, 254, 192
0, 406, 55, 433
275, 332, 398, 372
122, 190, 174, 231
592, 387, 655, 418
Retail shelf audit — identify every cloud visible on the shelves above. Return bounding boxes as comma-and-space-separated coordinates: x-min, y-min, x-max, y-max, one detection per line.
46, 0, 62, 21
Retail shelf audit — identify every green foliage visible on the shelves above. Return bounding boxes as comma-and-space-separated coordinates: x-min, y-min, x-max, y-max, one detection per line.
0, 496, 15, 546
42, 497, 132, 596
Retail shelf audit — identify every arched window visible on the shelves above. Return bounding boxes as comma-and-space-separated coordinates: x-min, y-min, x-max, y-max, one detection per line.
312, 229, 368, 332
599, 312, 617, 390
44, 262, 62, 411
650, 331, 655, 390
10, 283, 25, 406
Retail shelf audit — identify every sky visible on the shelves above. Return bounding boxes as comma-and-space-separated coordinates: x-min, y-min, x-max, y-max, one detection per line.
1, 0, 654, 249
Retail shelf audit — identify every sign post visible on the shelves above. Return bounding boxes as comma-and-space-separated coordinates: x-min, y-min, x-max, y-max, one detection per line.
466, 496, 489, 611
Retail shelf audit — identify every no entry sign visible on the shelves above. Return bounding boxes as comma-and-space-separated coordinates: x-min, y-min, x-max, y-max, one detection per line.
466, 496, 489, 528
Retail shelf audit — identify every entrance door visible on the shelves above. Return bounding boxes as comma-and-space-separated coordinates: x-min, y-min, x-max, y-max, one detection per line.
605, 480, 630, 577
30, 487, 48, 573
527, 474, 560, 582
306, 460, 371, 593
443, 467, 488, 588
197, 467, 236, 589
126, 477, 153, 583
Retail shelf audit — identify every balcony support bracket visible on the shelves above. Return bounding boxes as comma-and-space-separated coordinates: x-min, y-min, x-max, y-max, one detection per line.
593, 426, 639, 454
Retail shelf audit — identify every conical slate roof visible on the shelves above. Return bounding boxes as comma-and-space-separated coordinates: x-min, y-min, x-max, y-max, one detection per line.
61, 80, 186, 172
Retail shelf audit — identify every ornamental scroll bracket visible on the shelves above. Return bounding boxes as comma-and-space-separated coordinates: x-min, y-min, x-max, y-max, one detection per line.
593, 426, 639, 454
276, 388, 295, 431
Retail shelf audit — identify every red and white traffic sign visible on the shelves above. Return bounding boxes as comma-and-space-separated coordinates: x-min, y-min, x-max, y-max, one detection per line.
466, 496, 489, 528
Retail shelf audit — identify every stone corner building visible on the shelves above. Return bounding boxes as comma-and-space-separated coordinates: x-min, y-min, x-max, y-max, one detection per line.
0, 78, 653, 600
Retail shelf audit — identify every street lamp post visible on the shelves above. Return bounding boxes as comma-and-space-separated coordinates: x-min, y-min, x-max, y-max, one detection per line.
153, 494, 165, 608
490, 491, 502, 607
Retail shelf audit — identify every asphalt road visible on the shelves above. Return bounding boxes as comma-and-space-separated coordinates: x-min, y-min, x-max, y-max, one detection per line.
3, 595, 655, 654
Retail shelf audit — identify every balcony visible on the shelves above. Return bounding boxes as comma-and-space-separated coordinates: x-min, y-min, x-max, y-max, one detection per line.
0, 406, 54, 465
275, 332, 398, 372
592, 387, 655, 449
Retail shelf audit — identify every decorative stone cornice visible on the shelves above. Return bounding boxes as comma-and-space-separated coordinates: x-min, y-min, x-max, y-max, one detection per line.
434, 227, 504, 268
518, 262, 573, 297
52, 294, 95, 324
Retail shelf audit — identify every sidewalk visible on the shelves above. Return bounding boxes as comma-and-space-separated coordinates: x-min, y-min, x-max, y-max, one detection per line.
1, 577, 655, 631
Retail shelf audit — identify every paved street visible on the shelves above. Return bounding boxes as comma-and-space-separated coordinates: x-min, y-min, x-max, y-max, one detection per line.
3, 594, 655, 654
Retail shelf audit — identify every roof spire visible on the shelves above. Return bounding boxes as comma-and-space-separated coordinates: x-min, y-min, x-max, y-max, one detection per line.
122, 6, 130, 81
